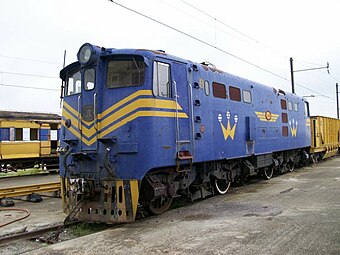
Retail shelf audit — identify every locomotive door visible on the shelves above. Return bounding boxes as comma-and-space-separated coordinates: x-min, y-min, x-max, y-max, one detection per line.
80, 68, 98, 151
172, 62, 193, 158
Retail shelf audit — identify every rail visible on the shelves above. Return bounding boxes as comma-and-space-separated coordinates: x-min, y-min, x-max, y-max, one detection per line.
0, 221, 79, 245
0, 181, 61, 199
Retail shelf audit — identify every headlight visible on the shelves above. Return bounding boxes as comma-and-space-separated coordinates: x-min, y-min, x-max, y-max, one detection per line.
77, 43, 99, 65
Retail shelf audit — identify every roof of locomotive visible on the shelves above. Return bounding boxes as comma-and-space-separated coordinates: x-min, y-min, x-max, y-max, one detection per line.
61, 45, 304, 102
0, 111, 61, 122
106, 48, 305, 101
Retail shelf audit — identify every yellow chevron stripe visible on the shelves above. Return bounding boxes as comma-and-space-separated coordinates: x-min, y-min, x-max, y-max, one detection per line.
61, 119, 81, 140
81, 125, 96, 138
62, 110, 189, 146
63, 90, 153, 122
62, 91, 189, 145
62, 107, 97, 138
63, 101, 78, 117
64, 98, 186, 139
63, 94, 185, 140
63, 101, 96, 126
62, 108, 79, 129
61, 119, 95, 147
99, 98, 183, 131
99, 110, 188, 140
99, 90, 153, 119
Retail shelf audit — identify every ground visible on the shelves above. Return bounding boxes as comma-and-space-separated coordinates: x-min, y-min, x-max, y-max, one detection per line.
2, 157, 340, 254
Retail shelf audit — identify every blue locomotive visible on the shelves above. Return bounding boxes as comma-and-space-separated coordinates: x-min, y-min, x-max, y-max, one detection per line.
59, 43, 311, 223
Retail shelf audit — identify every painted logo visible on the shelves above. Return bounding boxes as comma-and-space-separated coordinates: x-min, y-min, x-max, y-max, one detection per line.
265, 111, 272, 121
82, 105, 94, 122
218, 111, 238, 140
255, 111, 279, 122
289, 119, 298, 137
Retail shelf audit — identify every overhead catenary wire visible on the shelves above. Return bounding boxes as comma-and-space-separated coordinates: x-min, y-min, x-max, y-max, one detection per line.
108, 0, 334, 100
176, 0, 297, 70
108, 0, 287, 81
330, 74, 340, 84
159, 0, 250, 45
179, 0, 277, 52
0, 54, 62, 65
295, 84, 334, 100
0, 71, 58, 79
293, 59, 340, 96
295, 59, 327, 68
181, 0, 339, 95
290, 60, 334, 100
0, 83, 59, 92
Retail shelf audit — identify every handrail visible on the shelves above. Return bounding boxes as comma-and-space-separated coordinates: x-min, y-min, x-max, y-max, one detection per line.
173, 80, 180, 153
188, 81, 195, 157
77, 95, 82, 131
93, 93, 98, 131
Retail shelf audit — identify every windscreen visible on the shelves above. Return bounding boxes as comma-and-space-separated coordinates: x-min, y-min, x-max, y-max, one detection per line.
106, 55, 145, 88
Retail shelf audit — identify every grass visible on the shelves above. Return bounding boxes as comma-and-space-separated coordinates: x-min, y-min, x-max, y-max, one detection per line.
68, 223, 109, 237
0, 168, 47, 178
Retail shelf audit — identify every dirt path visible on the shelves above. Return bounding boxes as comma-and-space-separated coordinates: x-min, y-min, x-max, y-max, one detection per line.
22, 157, 340, 254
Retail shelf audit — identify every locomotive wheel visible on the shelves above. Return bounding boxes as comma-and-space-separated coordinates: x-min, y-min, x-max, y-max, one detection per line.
214, 178, 231, 195
287, 162, 295, 172
147, 195, 173, 215
263, 167, 274, 180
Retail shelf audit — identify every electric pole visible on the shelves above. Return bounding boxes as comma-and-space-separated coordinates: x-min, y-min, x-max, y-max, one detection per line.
290, 57, 329, 94
336, 83, 339, 119
290, 58, 295, 94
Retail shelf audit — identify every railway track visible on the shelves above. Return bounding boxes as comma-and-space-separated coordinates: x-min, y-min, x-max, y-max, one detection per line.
0, 220, 79, 245
0, 181, 61, 199
0, 177, 72, 248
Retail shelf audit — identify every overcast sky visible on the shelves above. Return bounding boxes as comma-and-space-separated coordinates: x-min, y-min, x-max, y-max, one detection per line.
0, 0, 339, 117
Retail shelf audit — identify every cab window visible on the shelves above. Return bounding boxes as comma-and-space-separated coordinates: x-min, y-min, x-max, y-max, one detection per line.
106, 55, 145, 88
84, 69, 95, 90
66, 70, 81, 96
153, 62, 170, 97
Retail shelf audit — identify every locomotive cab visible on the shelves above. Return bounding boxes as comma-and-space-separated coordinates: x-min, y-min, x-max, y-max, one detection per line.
59, 44, 148, 223
59, 43, 192, 223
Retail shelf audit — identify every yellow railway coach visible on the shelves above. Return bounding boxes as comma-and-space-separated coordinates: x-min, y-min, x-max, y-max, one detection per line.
0, 111, 61, 171
310, 116, 340, 160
